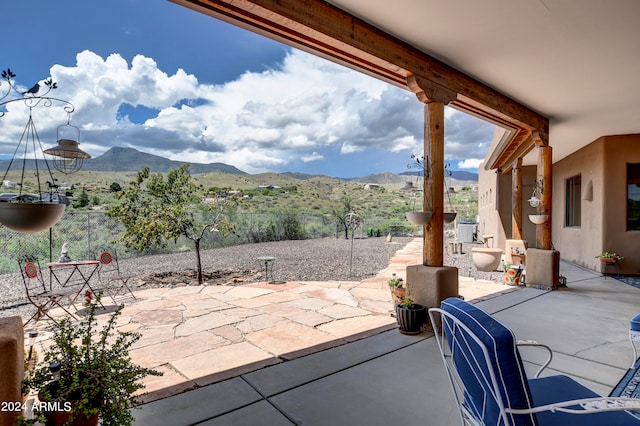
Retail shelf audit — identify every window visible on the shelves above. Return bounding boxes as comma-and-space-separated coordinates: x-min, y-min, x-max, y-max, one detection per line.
629, 163, 640, 231
565, 175, 581, 227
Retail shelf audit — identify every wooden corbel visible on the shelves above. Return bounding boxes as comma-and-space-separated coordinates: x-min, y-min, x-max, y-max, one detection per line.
531, 129, 549, 147
406, 73, 457, 105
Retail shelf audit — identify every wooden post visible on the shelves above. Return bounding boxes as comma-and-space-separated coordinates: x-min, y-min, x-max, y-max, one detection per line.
512, 157, 523, 240
406, 74, 456, 267
424, 102, 445, 266
535, 142, 552, 249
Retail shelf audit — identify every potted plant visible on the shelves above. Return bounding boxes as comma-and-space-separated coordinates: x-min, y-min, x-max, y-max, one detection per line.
19, 298, 162, 426
395, 293, 427, 335
597, 251, 624, 264
387, 273, 406, 306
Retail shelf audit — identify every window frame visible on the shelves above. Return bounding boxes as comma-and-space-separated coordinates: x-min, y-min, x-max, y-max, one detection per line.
565, 174, 581, 228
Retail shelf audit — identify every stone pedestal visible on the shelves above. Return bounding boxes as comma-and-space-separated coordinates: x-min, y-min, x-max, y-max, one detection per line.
406, 265, 459, 310
525, 248, 560, 289
0, 317, 24, 426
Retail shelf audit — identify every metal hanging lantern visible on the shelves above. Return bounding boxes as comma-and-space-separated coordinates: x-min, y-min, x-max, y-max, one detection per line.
44, 120, 91, 174
0, 68, 88, 233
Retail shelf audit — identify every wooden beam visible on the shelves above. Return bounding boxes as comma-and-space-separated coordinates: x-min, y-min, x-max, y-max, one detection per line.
423, 102, 445, 267
512, 157, 523, 240
173, 0, 548, 134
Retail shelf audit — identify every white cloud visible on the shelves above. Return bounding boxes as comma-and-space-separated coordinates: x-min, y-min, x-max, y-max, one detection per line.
302, 152, 324, 162
0, 49, 495, 175
457, 158, 483, 169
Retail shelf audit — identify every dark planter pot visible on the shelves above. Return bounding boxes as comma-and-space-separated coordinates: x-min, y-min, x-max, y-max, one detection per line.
395, 303, 427, 335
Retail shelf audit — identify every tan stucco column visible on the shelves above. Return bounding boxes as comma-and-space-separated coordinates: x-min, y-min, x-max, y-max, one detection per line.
406, 74, 459, 310
0, 317, 24, 426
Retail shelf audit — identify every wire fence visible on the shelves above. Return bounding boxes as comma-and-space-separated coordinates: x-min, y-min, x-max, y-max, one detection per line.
0, 211, 417, 275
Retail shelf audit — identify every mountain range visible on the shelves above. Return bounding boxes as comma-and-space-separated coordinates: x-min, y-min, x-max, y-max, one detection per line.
0, 146, 478, 182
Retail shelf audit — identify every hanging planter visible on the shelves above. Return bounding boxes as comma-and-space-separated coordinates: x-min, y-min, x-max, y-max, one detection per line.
444, 211, 457, 224
0, 202, 65, 233
528, 214, 549, 224
443, 164, 457, 224
0, 68, 88, 233
406, 211, 433, 225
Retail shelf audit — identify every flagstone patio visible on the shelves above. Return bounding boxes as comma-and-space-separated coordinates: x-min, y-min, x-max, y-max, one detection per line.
29, 238, 514, 402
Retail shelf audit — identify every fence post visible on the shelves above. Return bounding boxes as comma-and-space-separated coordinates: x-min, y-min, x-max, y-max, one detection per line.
87, 212, 91, 259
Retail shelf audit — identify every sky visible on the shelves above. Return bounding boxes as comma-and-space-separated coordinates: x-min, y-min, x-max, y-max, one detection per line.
0, 0, 496, 178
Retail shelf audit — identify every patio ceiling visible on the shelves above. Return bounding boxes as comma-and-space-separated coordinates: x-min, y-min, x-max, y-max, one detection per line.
173, 0, 640, 169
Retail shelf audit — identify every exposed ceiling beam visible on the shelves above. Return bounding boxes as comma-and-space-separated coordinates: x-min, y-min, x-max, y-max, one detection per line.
173, 0, 549, 169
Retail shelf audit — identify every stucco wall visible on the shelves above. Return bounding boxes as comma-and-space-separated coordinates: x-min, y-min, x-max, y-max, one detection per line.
553, 134, 640, 273
478, 162, 540, 253
478, 163, 508, 250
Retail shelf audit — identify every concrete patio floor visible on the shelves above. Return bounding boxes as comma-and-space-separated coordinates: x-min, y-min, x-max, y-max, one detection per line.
131, 254, 640, 425
30, 238, 640, 424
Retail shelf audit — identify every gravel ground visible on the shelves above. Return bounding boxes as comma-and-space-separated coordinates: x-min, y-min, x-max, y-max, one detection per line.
0, 236, 503, 321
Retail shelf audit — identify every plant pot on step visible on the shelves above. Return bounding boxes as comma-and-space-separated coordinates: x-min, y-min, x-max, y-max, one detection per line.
37, 385, 100, 426
395, 303, 427, 335
389, 286, 406, 306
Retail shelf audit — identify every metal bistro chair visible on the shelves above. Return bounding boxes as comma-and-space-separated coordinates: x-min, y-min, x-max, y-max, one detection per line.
95, 248, 136, 304
19, 255, 77, 327
428, 297, 640, 425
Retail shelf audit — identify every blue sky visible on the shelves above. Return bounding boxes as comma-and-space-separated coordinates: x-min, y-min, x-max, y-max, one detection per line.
0, 0, 496, 178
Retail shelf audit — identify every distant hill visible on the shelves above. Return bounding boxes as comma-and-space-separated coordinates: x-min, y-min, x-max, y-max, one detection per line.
350, 171, 406, 184
83, 147, 247, 174
399, 170, 478, 181
0, 146, 247, 175
0, 146, 478, 182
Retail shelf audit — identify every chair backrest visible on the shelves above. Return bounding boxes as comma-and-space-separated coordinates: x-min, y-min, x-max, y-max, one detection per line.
96, 248, 120, 274
18, 255, 47, 295
429, 297, 536, 426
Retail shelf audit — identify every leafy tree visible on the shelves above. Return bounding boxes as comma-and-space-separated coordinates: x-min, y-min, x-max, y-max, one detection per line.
110, 182, 122, 192
74, 189, 89, 208
330, 195, 356, 239
107, 164, 240, 284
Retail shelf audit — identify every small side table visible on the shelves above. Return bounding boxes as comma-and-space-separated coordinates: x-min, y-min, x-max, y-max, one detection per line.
257, 256, 276, 283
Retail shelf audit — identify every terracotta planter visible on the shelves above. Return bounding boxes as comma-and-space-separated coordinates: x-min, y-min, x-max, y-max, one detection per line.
38, 389, 100, 426
600, 257, 617, 264
395, 303, 427, 335
43, 409, 99, 426
389, 286, 406, 306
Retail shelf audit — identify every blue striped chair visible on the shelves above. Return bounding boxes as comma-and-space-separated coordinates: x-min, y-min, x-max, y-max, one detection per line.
429, 298, 640, 425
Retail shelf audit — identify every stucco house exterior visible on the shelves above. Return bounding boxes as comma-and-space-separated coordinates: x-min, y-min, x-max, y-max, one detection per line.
480, 130, 640, 276
174, 0, 640, 294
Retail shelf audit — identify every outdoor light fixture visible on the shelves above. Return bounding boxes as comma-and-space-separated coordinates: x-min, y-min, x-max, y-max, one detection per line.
43, 119, 91, 175
528, 179, 544, 208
